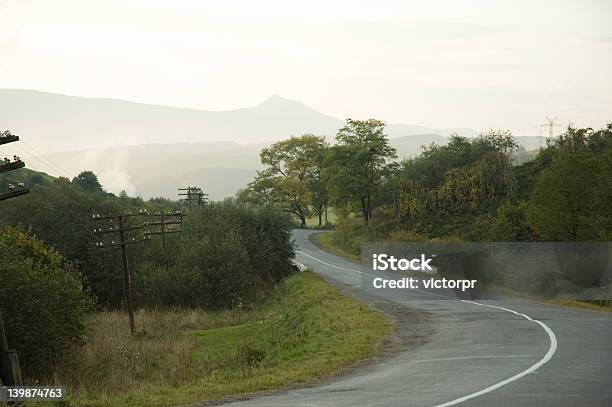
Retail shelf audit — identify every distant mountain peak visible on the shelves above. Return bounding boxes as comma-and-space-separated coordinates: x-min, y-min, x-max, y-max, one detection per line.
256, 94, 305, 109
264, 94, 282, 101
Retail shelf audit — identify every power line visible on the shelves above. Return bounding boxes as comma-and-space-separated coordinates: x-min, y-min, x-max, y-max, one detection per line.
9, 143, 69, 178
19, 139, 72, 176
3, 143, 63, 177
35, 203, 93, 215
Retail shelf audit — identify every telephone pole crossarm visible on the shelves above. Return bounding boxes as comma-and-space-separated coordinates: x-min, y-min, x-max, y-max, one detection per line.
0, 189, 30, 202
94, 225, 145, 234
0, 160, 25, 174
145, 221, 182, 227
145, 230, 181, 236
144, 210, 185, 250
0, 130, 30, 202
0, 131, 19, 146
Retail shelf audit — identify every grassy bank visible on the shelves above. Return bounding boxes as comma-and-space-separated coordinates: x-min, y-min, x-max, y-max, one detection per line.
313, 231, 361, 261
44, 271, 390, 407
486, 285, 612, 312
313, 231, 612, 312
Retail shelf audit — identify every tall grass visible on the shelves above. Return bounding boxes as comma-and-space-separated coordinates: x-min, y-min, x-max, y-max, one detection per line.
43, 272, 390, 407
53, 308, 249, 396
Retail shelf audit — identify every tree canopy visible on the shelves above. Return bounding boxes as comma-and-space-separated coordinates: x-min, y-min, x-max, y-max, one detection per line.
239, 134, 327, 226
72, 170, 103, 192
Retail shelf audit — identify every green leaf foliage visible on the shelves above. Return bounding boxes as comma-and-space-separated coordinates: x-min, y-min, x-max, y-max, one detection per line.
0, 227, 94, 379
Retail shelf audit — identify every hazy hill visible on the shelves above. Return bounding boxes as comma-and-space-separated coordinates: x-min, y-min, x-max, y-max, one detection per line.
390, 134, 450, 157
1, 89, 544, 199
0, 89, 479, 153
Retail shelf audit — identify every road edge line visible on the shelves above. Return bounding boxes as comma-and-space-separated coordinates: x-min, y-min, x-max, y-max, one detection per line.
296, 249, 559, 407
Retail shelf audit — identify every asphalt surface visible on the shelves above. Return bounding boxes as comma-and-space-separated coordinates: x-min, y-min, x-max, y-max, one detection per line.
226, 230, 612, 407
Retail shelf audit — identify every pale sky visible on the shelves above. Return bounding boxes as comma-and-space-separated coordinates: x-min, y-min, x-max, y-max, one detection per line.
1, 0, 611, 136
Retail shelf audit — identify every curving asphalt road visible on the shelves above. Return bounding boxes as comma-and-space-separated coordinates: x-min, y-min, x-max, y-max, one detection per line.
226, 230, 612, 407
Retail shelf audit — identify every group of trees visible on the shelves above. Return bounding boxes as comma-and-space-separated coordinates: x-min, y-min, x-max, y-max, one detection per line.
239, 134, 327, 226
526, 125, 612, 242
0, 171, 157, 306
135, 203, 295, 309
0, 170, 296, 379
239, 119, 612, 244
391, 130, 522, 239
239, 119, 397, 227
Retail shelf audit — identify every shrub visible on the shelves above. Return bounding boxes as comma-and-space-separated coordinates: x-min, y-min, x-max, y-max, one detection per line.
0, 227, 94, 378
489, 201, 535, 241
387, 230, 428, 242
135, 203, 296, 309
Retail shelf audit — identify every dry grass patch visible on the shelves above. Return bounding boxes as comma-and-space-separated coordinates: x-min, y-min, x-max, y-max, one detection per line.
39, 272, 390, 407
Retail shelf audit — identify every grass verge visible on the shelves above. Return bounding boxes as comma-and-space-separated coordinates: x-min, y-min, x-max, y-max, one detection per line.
543, 299, 612, 312
40, 271, 390, 407
312, 231, 361, 262
486, 285, 612, 312
313, 231, 612, 313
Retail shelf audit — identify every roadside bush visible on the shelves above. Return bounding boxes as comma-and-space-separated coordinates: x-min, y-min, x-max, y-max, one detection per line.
330, 218, 371, 256
0, 227, 94, 378
387, 229, 428, 242
488, 201, 535, 241
135, 202, 296, 309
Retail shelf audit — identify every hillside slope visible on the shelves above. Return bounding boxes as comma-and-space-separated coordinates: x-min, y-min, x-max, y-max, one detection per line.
0, 89, 478, 153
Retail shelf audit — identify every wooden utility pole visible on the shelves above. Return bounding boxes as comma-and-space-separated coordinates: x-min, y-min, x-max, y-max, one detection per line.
0, 130, 30, 202
0, 310, 22, 386
145, 211, 185, 250
118, 215, 135, 334
1, 130, 28, 388
160, 211, 166, 249
93, 211, 149, 334
178, 186, 193, 210
197, 190, 208, 207
0, 310, 10, 384
178, 186, 208, 209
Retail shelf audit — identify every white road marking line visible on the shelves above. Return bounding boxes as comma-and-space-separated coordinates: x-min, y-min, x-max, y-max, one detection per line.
297, 250, 374, 277
412, 355, 537, 363
439, 300, 559, 407
295, 249, 559, 407
297, 250, 456, 300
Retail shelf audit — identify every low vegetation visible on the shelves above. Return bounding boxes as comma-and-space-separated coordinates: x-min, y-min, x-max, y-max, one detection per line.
0, 227, 94, 378
134, 203, 296, 309
0, 168, 392, 405
46, 272, 390, 407
313, 229, 361, 261
0, 174, 299, 391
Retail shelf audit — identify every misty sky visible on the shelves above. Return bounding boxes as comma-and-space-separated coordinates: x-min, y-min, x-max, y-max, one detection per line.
1, 0, 611, 137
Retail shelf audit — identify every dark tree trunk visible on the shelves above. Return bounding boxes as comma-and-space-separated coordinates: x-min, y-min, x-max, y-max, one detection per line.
361, 197, 369, 226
